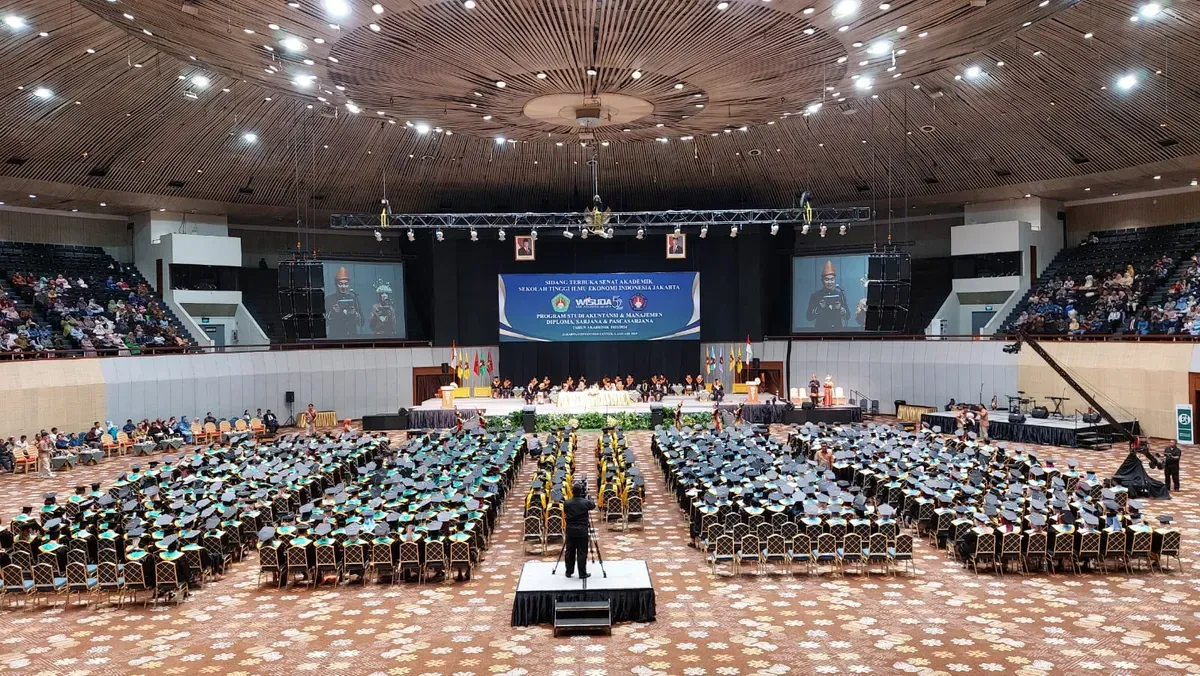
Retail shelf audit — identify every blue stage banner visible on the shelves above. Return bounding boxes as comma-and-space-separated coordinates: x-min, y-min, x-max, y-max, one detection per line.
499, 273, 701, 342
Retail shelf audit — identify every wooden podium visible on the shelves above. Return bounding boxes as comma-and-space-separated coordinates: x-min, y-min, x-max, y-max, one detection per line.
440, 385, 456, 409
747, 382, 760, 403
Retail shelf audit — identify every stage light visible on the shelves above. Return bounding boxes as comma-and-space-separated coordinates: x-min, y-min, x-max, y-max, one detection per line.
497, 228, 506, 241
495, 81, 506, 88
674, 224, 682, 234
839, 224, 847, 235
407, 229, 415, 241
563, 228, 574, 239
801, 223, 810, 235
531, 229, 538, 240
580, 228, 589, 239
819, 224, 827, 237
730, 225, 738, 238
469, 228, 478, 241
699, 225, 708, 238
769, 222, 779, 236
435, 229, 444, 241
631, 70, 642, 79
636, 227, 644, 239
374, 230, 383, 242
604, 227, 614, 239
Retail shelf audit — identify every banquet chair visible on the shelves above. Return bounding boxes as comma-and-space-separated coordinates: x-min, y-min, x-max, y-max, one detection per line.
771, 512, 790, 532
724, 513, 743, 530
101, 433, 120, 458
878, 520, 899, 546
889, 533, 915, 576
190, 423, 204, 444
626, 494, 644, 530
606, 494, 625, 531
828, 520, 848, 548
950, 521, 972, 560
206, 535, 233, 575
933, 511, 953, 548
789, 533, 813, 575
121, 560, 149, 607
10, 549, 33, 573
969, 532, 996, 574
703, 524, 725, 555
545, 510, 565, 545
32, 562, 67, 608
286, 547, 313, 587
756, 522, 774, 544
423, 540, 448, 583
779, 521, 799, 547
38, 552, 61, 574
814, 533, 839, 576
370, 542, 395, 584
218, 420, 232, 441
763, 534, 788, 573
2, 564, 33, 608
736, 534, 762, 575
747, 513, 765, 531
66, 562, 98, 606
1049, 532, 1077, 574
14, 447, 36, 473
154, 561, 187, 606
68, 547, 96, 575
343, 542, 367, 584
1024, 532, 1048, 574
840, 533, 865, 575
116, 431, 134, 455
731, 523, 750, 550
1157, 529, 1182, 572
258, 545, 283, 586
250, 417, 265, 438
915, 502, 936, 538
998, 532, 1023, 575
450, 540, 473, 581
523, 515, 545, 554
1129, 530, 1154, 572
315, 543, 341, 585
203, 422, 219, 443
97, 562, 122, 607
867, 533, 889, 576
1076, 531, 1101, 573
399, 541, 422, 583
183, 548, 206, 587
710, 535, 736, 575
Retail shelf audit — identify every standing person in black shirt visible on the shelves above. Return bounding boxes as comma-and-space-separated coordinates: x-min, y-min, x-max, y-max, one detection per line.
563, 480, 596, 578
1163, 441, 1182, 491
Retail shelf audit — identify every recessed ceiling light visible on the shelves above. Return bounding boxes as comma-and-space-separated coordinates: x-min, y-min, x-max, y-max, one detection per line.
415, 122, 431, 134
346, 102, 360, 113
912, 84, 920, 89
121, 13, 133, 20
656, 123, 664, 127
1023, 21, 1031, 26
288, 1, 300, 6
38, 31, 47, 37
855, 77, 872, 89
464, 0, 476, 7
879, 3, 890, 8
328, 56, 338, 62
716, 1, 730, 8
696, 103, 704, 108
482, 115, 492, 120
673, 83, 684, 89
896, 25, 907, 32
852, 41, 863, 47
895, 48, 906, 55
918, 31, 928, 37
631, 70, 642, 79
859, 60, 868, 65
4, 15, 26, 28
1083, 32, 1093, 38
965, 65, 982, 78
293, 74, 314, 87
805, 102, 821, 114
222, 88, 230, 92
495, 135, 505, 144
243, 28, 256, 34
996, 60, 1005, 66
838, 25, 849, 31
281, 36, 305, 51
802, 7, 814, 13
33, 87, 52, 99
495, 80, 506, 87
268, 23, 280, 29
1117, 73, 1138, 89
1033, 50, 1042, 55
587, 68, 598, 76
832, 0, 860, 18
372, 3, 384, 12
263, 45, 274, 51
243, 132, 258, 143
369, 23, 380, 31
322, 0, 351, 18
191, 74, 210, 88
803, 27, 815, 34
867, 39, 892, 55
100, 202, 106, 207
314, 37, 325, 44
303, 58, 314, 65
837, 56, 847, 63
1153, 175, 1161, 179
86, 48, 95, 54
1084, 187, 1091, 191
536, 72, 547, 79
1139, 2, 1161, 17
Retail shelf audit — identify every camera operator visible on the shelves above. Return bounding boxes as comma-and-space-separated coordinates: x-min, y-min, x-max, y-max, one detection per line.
1163, 439, 1182, 491
563, 479, 596, 578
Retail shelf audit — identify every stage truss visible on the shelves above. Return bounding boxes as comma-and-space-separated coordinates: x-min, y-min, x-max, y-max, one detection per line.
330, 206, 873, 230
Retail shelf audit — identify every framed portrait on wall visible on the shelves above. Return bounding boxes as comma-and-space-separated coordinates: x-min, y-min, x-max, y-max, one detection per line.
666, 233, 687, 259
514, 235, 536, 261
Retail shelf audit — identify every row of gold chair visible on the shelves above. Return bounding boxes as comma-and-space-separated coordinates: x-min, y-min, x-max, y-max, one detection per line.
259, 539, 474, 587
707, 532, 915, 577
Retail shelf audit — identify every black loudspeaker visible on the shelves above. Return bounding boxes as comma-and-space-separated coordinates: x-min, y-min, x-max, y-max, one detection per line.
867, 281, 882, 305
307, 262, 324, 288
279, 290, 295, 315
522, 406, 537, 433
396, 408, 409, 430
1009, 412, 1026, 424
650, 405, 664, 428
866, 307, 908, 331
801, 400, 814, 410
441, 362, 449, 374
306, 289, 325, 315
286, 391, 296, 404
278, 262, 293, 289
1082, 412, 1102, 424
868, 256, 884, 280
751, 357, 760, 369
1031, 406, 1049, 419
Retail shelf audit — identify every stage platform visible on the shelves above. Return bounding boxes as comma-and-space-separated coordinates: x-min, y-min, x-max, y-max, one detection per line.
920, 410, 1139, 447
511, 559, 656, 626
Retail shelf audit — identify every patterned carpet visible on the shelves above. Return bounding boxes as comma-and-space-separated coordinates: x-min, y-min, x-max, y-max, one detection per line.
0, 427, 1194, 676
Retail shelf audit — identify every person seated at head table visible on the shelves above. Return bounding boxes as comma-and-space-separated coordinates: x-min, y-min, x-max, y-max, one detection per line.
539, 377, 551, 392
711, 379, 725, 402
577, 376, 588, 391
563, 376, 575, 392
696, 373, 705, 390
684, 375, 695, 394
491, 376, 502, 397
524, 378, 538, 404
614, 378, 624, 391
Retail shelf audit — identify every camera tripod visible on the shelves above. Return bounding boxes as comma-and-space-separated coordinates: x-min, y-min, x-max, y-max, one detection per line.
551, 509, 608, 579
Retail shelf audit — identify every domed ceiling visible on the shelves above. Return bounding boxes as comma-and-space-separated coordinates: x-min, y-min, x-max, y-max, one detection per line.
0, 0, 1197, 218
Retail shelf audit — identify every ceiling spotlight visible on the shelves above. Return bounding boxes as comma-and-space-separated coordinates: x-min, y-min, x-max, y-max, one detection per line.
407, 229, 415, 241
1116, 73, 1138, 90
673, 82, 684, 89
716, 1, 729, 9
855, 77, 872, 90
800, 223, 810, 235
4, 15, 26, 28
530, 229, 538, 240
483, 115, 492, 120
469, 228, 478, 242
369, 22, 380, 31
563, 228, 574, 239
435, 229, 444, 242
805, 102, 821, 114
831, 0, 859, 17
191, 74, 210, 88
839, 224, 847, 236
372, 3, 384, 12
322, 0, 351, 18
242, 132, 258, 143
497, 228, 506, 241
536, 72, 547, 79
1083, 32, 1093, 38
965, 65, 982, 78
699, 225, 708, 238
1139, 2, 1161, 17
729, 225, 739, 238
587, 68, 598, 76
374, 229, 383, 242
464, 0, 477, 7
918, 31, 928, 37
674, 224, 682, 234
495, 135, 505, 144
769, 222, 779, 236
280, 36, 305, 52
631, 70, 642, 79
292, 74, 314, 87
803, 6, 814, 13
415, 122, 431, 134
346, 102, 361, 113
636, 227, 644, 240
896, 25, 907, 32
33, 87, 53, 99
495, 81, 506, 88
579, 228, 587, 239
879, 2, 889, 7
1038, 0, 1048, 5
867, 40, 892, 56
803, 28, 815, 34
819, 224, 827, 237
1154, 175, 1161, 180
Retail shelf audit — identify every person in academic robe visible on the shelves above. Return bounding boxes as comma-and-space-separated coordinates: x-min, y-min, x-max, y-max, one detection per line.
684, 375, 695, 395
524, 378, 538, 404
711, 379, 724, 403
806, 260, 849, 330
491, 377, 502, 398
822, 375, 834, 407
808, 374, 821, 408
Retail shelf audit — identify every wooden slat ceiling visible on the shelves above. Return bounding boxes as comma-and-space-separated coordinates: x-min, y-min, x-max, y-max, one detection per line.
0, 0, 1198, 219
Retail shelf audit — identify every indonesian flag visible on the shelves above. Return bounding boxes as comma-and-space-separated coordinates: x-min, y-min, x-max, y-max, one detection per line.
487, 350, 494, 378
745, 335, 753, 362
450, 342, 458, 370
718, 346, 724, 373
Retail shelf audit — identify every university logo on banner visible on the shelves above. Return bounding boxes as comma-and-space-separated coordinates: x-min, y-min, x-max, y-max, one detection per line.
1177, 404, 1194, 444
